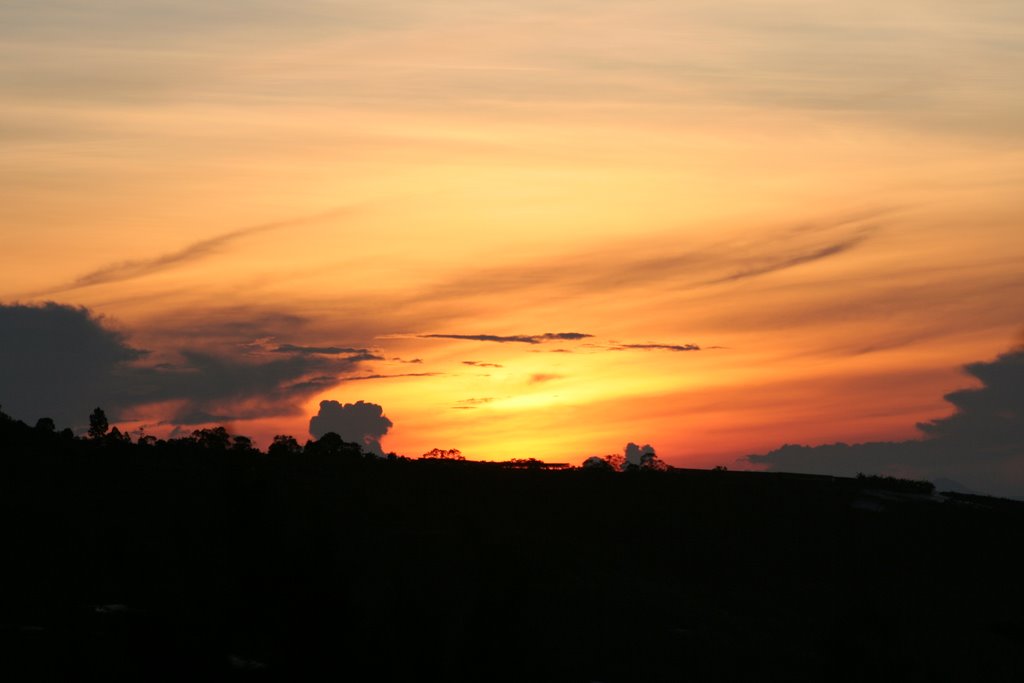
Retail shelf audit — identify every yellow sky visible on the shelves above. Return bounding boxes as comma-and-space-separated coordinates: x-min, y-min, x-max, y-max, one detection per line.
2, 1, 1023, 466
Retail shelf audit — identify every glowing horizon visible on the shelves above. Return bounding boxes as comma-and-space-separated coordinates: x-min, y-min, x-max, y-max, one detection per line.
2, 1, 1023, 491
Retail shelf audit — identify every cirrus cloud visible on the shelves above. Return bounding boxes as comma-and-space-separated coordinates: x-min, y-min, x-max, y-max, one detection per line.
420, 332, 592, 344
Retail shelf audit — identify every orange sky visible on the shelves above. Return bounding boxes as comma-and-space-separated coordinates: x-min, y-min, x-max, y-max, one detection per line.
2, 1, 1023, 469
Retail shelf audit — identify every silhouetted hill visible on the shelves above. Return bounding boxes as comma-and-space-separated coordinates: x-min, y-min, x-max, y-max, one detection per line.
2, 415, 1023, 681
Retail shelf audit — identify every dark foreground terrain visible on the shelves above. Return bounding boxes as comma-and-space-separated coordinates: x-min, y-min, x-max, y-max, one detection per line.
2, 422, 1023, 681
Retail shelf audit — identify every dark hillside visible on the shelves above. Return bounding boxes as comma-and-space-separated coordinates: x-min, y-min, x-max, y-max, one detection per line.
2, 416, 1023, 681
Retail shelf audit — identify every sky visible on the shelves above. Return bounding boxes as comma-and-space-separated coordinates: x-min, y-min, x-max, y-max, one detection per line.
2, 1, 1023, 493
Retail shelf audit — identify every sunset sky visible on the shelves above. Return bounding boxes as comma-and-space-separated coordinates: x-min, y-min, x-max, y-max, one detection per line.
2, 2, 1023, 492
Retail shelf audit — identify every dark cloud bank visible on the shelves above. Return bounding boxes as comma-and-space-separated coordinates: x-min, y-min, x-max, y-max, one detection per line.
0, 302, 375, 429
746, 345, 1024, 498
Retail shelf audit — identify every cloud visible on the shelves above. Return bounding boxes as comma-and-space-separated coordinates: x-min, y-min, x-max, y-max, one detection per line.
529, 373, 563, 384
309, 399, 393, 455
273, 344, 376, 356
916, 350, 1024, 449
625, 442, 656, 467
35, 207, 354, 295
453, 397, 493, 410
420, 332, 592, 344
343, 372, 440, 381
701, 232, 872, 287
584, 443, 663, 471
0, 302, 145, 427
610, 343, 701, 352
407, 213, 883, 312
463, 360, 503, 368
0, 302, 372, 429
271, 344, 383, 363
745, 346, 1024, 498
142, 350, 365, 424
393, 357, 423, 364
149, 308, 313, 347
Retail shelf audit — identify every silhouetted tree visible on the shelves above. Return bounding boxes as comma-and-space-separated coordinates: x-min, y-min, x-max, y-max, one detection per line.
191, 426, 231, 450
505, 458, 545, 470
582, 455, 616, 471
108, 426, 131, 443
856, 472, 935, 494
88, 407, 109, 439
304, 432, 362, 459
624, 442, 664, 471
230, 435, 257, 454
268, 435, 302, 457
34, 417, 56, 433
421, 447, 464, 460
639, 451, 668, 471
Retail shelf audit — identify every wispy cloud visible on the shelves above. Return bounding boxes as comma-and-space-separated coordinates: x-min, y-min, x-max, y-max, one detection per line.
701, 232, 873, 287
344, 372, 441, 381
406, 214, 884, 314
610, 343, 702, 352
463, 360, 503, 368
453, 397, 494, 410
421, 332, 592, 344
529, 373, 563, 384
35, 206, 355, 295
273, 344, 382, 362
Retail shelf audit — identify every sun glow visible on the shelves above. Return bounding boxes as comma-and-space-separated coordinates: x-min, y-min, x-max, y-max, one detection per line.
2, 1, 1022, 491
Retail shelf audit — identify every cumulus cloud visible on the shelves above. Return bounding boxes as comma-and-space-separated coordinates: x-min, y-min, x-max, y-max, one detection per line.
625, 442, 657, 467
583, 443, 664, 471
745, 346, 1024, 498
916, 351, 1024, 449
0, 302, 145, 427
309, 399, 393, 455
0, 302, 373, 429
420, 332, 592, 344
